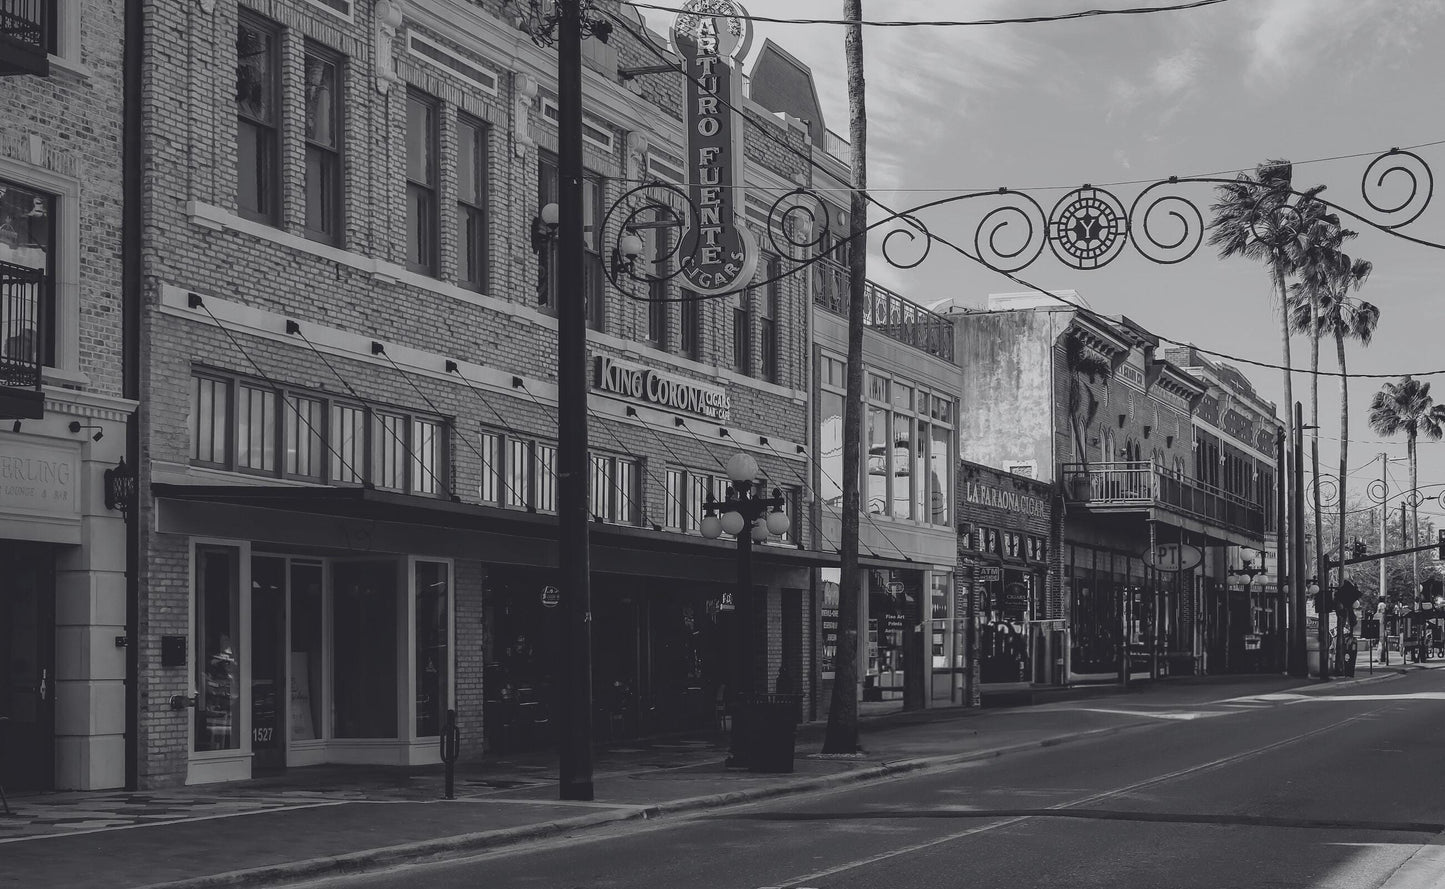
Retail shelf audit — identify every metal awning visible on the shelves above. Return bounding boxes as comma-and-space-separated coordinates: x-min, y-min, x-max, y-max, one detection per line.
151, 483, 917, 573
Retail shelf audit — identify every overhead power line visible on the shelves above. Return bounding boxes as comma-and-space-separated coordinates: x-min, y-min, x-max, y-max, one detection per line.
626, 0, 1234, 28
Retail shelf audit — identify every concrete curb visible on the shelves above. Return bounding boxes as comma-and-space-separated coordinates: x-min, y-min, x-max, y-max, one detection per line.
140, 722, 1153, 889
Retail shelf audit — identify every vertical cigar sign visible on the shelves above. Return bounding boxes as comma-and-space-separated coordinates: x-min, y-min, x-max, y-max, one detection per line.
670, 1, 758, 296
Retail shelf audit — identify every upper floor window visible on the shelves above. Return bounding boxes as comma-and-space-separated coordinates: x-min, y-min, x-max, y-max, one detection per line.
589, 453, 640, 526
680, 291, 702, 361
236, 14, 281, 225
406, 90, 439, 275
456, 115, 489, 292
303, 45, 343, 244
536, 151, 603, 325
758, 253, 780, 383
664, 467, 726, 532
189, 370, 448, 496
0, 180, 55, 369
731, 289, 751, 375
852, 364, 953, 525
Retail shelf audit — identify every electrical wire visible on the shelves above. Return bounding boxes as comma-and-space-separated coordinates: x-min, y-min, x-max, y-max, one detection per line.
604, 7, 1445, 381
626, 0, 1234, 28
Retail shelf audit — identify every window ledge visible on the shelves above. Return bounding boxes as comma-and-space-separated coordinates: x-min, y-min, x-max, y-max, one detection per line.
47, 53, 92, 81
41, 366, 92, 388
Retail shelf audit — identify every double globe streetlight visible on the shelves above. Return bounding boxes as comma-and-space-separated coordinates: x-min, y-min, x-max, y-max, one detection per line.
698, 452, 789, 768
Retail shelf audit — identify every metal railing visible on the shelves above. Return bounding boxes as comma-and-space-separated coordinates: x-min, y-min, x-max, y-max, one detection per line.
0, 0, 51, 54
812, 257, 954, 362
823, 128, 850, 163
0, 261, 45, 393
1061, 461, 1265, 536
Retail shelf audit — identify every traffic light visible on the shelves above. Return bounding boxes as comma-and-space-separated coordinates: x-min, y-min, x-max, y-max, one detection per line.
1437, 529, 1445, 560
1312, 585, 1326, 616
1352, 539, 1367, 560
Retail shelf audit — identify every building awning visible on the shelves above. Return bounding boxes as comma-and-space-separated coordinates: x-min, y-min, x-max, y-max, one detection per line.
151, 483, 918, 573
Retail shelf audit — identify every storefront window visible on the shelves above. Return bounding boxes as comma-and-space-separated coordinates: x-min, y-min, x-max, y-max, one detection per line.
333, 561, 398, 738
415, 561, 450, 736
866, 405, 888, 514
289, 562, 324, 741
891, 413, 912, 520
194, 546, 241, 752
819, 390, 844, 509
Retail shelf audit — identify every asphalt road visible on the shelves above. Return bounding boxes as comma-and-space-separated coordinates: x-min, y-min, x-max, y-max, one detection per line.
300, 670, 1445, 889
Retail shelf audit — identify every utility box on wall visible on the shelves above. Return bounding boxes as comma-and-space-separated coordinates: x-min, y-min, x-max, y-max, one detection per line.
161, 635, 187, 668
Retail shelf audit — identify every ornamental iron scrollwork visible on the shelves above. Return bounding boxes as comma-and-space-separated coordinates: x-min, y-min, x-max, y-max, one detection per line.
1315, 474, 1341, 509
1366, 478, 1389, 504
1048, 186, 1130, 270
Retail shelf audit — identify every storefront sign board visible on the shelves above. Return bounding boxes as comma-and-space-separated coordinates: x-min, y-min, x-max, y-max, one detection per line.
594, 355, 731, 421
0, 439, 79, 519
963, 482, 1049, 519
1143, 543, 1202, 572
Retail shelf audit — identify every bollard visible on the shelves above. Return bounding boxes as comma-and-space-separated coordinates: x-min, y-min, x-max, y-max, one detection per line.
441, 709, 461, 800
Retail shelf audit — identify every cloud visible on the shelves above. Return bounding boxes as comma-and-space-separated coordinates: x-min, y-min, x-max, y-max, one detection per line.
1242, 0, 1444, 84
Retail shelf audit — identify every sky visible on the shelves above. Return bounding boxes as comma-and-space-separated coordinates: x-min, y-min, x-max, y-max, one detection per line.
641, 0, 1445, 538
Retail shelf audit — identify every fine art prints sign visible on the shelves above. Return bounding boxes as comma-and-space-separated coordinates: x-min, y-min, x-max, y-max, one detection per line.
594, 355, 731, 421
670, 0, 758, 295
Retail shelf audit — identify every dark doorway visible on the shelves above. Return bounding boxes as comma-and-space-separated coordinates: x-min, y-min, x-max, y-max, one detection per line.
251, 556, 287, 770
0, 541, 56, 792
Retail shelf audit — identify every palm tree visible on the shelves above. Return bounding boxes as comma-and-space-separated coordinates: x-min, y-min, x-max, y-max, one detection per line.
1368, 377, 1445, 601
1209, 161, 1325, 674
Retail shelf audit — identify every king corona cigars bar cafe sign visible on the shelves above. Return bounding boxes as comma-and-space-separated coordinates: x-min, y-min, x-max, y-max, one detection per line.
595, 356, 732, 422
671, 1, 758, 295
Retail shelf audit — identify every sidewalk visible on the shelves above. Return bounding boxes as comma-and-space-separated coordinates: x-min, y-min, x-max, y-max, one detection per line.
0, 670, 1412, 889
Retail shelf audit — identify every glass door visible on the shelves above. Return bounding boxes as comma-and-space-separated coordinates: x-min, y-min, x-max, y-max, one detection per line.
331, 560, 399, 739
250, 556, 287, 770
0, 542, 55, 792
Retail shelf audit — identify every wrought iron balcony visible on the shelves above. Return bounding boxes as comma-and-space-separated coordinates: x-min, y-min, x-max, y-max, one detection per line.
0, 0, 53, 76
813, 256, 955, 363
1061, 461, 1265, 537
0, 260, 45, 418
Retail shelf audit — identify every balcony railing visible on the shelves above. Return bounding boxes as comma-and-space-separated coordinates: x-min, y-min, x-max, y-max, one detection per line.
0, 0, 52, 76
823, 128, 850, 163
1061, 462, 1265, 536
1, 260, 45, 417
813, 256, 954, 363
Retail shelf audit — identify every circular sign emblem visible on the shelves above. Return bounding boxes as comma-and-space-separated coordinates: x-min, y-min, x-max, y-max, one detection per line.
1048, 186, 1129, 269
541, 585, 560, 608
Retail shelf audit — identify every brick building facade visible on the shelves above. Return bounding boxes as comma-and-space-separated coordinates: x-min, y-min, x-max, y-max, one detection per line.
945, 290, 1277, 687
0, 1, 137, 791
130, 0, 833, 787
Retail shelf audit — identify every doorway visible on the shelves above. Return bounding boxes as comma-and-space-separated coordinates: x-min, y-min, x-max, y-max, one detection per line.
0, 542, 56, 792
251, 557, 287, 770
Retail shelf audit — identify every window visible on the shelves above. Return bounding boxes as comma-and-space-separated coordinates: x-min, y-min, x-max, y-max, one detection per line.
818, 389, 845, 509
456, 116, 489, 292
303, 0, 352, 18
236, 14, 281, 224
190, 370, 446, 494
664, 468, 726, 531
333, 560, 398, 738
284, 394, 325, 479
191, 375, 231, 466
539, 97, 615, 151
406, 91, 439, 275
959, 522, 976, 550
537, 150, 604, 325
408, 32, 498, 94
236, 384, 277, 473
680, 291, 702, 360
303, 46, 343, 244
194, 546, 242, 752
414, 560, 450, 737
644, 207, 670, 348
0, 180, 56, 369
589, 453, 640, 525
731, 290, 750, 374
477, 431, 559, 513
758, 254, 780, 383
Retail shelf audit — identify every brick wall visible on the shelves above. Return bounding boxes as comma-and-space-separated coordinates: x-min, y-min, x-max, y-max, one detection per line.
134, 0, 822, 783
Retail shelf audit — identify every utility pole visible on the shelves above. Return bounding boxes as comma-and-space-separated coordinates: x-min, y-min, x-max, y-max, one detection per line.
1379, 453, 1388, 660
822, 0, 867, 755
555, 0, 594, 802
1291, 403, 1307, 676
1276, 425, 1288, 674
1311, 426, 1328, 680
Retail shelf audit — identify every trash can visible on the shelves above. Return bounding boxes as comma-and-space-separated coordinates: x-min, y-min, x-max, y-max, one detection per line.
742, 693, 800, 773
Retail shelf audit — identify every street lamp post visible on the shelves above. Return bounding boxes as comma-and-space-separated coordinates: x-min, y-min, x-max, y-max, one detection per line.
700, 452, 789, 767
